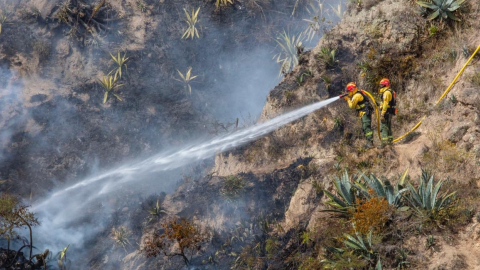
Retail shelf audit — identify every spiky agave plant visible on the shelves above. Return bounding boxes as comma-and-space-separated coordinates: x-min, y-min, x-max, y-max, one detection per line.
405, 170, 456, 214
323, 171, 361, 214
182, 7, 200, 39
355, 169, 409, 207
416, 0, 466, 21
273, 31, 305, 75
174, 67, 198, 95
302, 0, 325, 42
99, 73, 123, 103
110, 51, 128, 79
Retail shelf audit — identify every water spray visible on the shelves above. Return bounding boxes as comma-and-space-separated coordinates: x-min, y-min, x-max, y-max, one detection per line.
34, 96, 340, 211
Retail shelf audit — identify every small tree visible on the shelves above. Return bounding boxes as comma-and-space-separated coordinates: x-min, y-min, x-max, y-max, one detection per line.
142, 217, 206, 266
0, 193, 39, 260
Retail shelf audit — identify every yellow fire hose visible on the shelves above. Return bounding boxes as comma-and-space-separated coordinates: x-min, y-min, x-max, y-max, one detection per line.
364, 42, 480, 144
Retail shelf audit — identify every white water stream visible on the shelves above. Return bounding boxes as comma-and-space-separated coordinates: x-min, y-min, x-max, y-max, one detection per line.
35, 96, 339, 211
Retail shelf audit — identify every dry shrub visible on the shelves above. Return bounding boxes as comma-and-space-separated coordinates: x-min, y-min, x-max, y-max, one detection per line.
141, 217, 207, 266
349, 195, 391, 234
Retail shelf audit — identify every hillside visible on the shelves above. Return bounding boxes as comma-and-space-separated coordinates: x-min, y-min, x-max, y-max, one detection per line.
1, 0, 480, 269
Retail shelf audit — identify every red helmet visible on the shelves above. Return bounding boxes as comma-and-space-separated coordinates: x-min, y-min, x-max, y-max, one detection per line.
346, 82, 357, 92
379, 78, 390, 87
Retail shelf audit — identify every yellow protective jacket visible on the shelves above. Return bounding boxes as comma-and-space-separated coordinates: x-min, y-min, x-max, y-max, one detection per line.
379, 87, 393, 116
345, 90, 368, 117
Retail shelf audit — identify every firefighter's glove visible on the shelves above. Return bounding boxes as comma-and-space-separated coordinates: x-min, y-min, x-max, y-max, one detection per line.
343, 96, 349, 102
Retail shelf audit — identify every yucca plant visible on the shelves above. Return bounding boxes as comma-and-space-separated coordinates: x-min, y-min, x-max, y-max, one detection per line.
110, 51, 128, 79
317, 47, 338, 69
99, 73, 123, 103
302, 0, 325, 42
273, 31, 305, 75
174, 67, 198, 95
182, 7, 200, 39
146, 199, 167, 223
56, 245, 70, 270
0, 11, 8, 35
416, 0, 466, 21
111, 226, 132, 251
329, 3, 343, 19
355, 170, 409, 207
405, 170, 456, 214
323, 171, 361, 214
216, 0, 233, 9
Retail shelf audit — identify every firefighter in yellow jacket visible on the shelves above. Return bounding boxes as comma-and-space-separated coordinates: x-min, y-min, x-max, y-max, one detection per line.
343, 82, 374, 148
378, 78, 396, 148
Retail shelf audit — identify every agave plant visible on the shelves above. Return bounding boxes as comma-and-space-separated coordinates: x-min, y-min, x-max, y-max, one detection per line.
99, 73, 123, 103
146, 199, 167, 223
405, 170, 456, 214
174, 67, 198, 95
273, 30, 305, 75
110, 51, 128, 79
323, 171, 361, 214
355, 170, 409, 207
343, 230, 375, 260
182, 7, 200, 39
416, 0, 466, 21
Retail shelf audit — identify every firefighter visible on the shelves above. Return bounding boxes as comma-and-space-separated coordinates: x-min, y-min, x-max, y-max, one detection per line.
343, 82, 374, 148
378, 78, 396, 148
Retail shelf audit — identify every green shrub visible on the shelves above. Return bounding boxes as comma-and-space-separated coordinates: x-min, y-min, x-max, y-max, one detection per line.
416, 0, 466, 21
220, 176, 246, 202
317, 47, 338, 69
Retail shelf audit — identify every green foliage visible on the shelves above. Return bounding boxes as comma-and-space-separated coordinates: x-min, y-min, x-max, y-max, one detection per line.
182, 8, 200, 39
265, 236, 279, 259
145, 199, 167, 224
295, 71, 313, 86
110, 226, 132, 251
355, 170, 409, 207
0, 10, 8, 35
321, 251, 367, 269
174, 67, 198, 95
56, 245, 71, 270
342, 230, 375, 260
301, 231, 313, 246
136, 1, 147, 12
405, 170, 456, 215
317, 47, 338, 69
321, 74, 332, 90
323, 171, 359, 214
274, 31, 305, 75
416, 0, 466, 21
220, 175, 246, 202
302, 0, 326, 41
469, 71, 480, 87
428, 25, 439, 37
99, 73, 123, 103
110, 51, 129, 79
